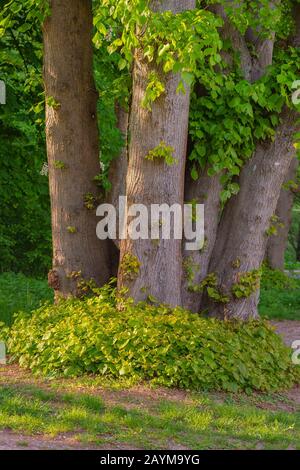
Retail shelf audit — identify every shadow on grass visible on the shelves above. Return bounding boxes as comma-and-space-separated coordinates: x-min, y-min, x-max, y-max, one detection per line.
0, 381, 299, 450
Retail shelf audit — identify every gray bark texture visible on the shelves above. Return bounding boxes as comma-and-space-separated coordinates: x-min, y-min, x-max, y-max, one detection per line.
202, 109, 299, 319
197, 2, 300, 319
118, 0, 196, 306
43, 0, 110, 298
266, 158, 298, 270
182, 169, 222, 312
297, 222, 300, 262
107, 104, 128, 218
107, 104, 129, 275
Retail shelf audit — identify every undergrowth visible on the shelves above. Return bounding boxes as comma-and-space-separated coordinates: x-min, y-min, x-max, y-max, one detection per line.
0, 283, 299, 393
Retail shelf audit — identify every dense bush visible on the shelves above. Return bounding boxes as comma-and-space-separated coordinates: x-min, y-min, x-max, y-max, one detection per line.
0, 284, 299, 393
0, 44, 52, 276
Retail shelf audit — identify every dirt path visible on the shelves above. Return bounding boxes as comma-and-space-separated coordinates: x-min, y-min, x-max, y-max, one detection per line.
0, 430, 138, 450
272, 320, 300, 406
0, 430, 94, 450
272, 320, 300, 348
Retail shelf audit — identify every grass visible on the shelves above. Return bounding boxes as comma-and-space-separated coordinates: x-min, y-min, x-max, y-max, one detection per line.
259, 267, 300, 321
285, 261, 300, 270
259, 288, 300, 320
0, 272, 53, 326
0, 367, 299, 449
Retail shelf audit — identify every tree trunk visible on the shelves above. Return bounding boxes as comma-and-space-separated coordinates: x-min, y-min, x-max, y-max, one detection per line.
266, 158, 298, 270
182, 169, 221, 312
198, 2, 300, 320
43, 0, 110, 298
107, 103, 128, 217
107, 103, 129, 276
118, 0, 195, 306
202, 109, 299, 320
297, 223, 300, 262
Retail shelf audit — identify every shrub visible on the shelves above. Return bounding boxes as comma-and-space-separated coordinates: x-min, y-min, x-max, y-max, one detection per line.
0, 284, 299, 393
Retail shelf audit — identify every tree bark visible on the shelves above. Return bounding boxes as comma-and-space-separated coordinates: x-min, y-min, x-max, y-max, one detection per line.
43, 0, 110, 298
107, 103, 128, 218
266, 158, 298, 270
199, 2, 300, 320
296, 222, 300, 262
202, 109, 299, 320
182, 169, 221, 312
107, 104, 129, 276
118, 0, 195, 306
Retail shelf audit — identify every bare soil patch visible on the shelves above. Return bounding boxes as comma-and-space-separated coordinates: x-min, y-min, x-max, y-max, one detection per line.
272, 320, 300, 347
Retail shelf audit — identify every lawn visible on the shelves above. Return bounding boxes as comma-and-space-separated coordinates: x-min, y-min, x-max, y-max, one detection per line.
259, 288, 300, 321
259, 268, 300, 321
0, 366, 299, 450
0, 272, 53, 326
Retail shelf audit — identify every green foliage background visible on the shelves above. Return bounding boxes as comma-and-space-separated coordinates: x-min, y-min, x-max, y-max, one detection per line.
0, 0, 50, 275
0, 0, 123, 276
0, 0, 299, 280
